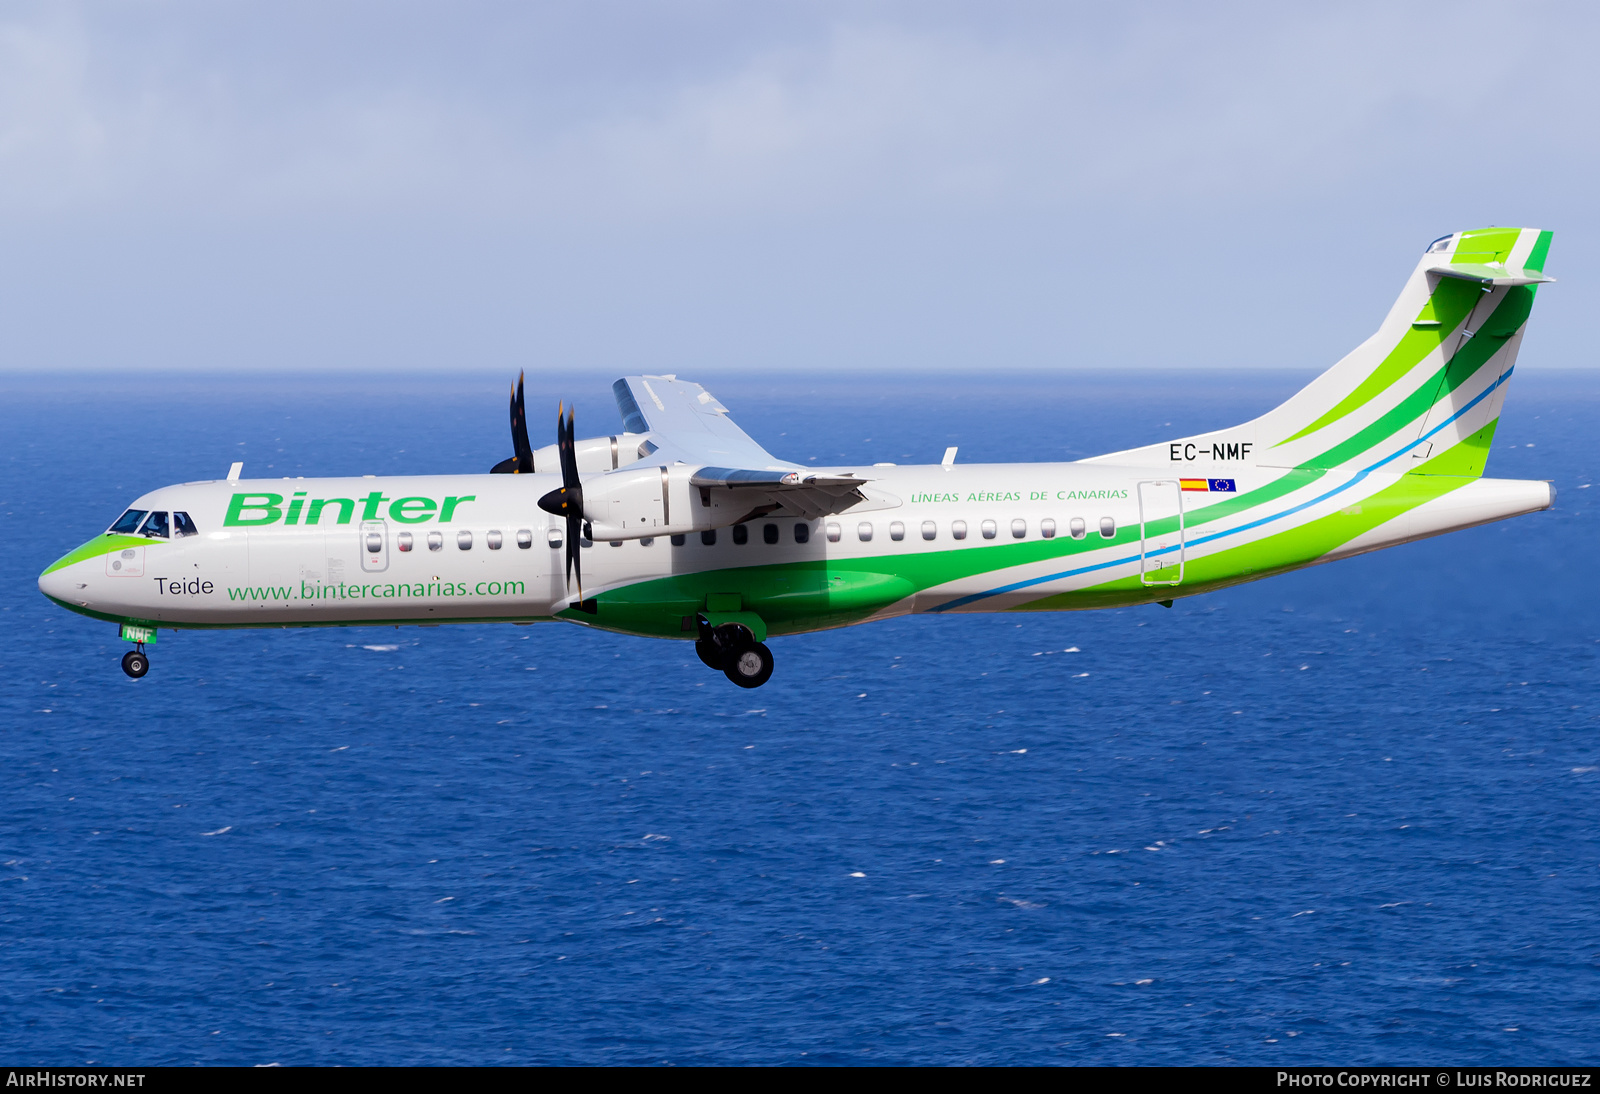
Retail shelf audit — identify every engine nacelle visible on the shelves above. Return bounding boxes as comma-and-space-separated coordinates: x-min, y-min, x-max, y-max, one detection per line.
530, 432, 650, 474
584, 464, 757, 541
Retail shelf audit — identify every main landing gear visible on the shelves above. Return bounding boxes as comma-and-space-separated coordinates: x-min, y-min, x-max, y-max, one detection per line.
695, 619, 774, 689
121, 647, 149, 679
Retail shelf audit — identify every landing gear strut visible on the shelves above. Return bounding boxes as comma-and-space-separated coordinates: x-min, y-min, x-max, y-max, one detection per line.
695, 618, 775, 688
121, 647, 149, 679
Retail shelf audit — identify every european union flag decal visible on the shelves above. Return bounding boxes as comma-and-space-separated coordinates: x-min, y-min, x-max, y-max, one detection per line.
1208, 478, 1237, 492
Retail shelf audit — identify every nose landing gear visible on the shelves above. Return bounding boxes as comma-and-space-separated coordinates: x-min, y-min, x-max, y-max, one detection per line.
121, 647, 149, 678
694, 618, 774, 688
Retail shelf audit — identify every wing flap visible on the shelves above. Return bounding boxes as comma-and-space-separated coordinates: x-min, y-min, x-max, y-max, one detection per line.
689, 467, 869, 520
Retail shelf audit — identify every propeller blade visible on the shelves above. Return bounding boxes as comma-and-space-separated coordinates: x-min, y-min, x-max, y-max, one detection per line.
535, 403, 586, 602
490, 372, 536, 473
567, 511, 583, 602
510, 371, 533, 473
557, 404, 579, 487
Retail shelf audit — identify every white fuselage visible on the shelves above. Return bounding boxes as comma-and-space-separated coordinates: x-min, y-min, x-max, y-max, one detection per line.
37, 461, 1554, 635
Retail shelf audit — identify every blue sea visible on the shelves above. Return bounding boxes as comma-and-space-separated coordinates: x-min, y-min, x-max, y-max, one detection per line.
1, 370, 1597, 1066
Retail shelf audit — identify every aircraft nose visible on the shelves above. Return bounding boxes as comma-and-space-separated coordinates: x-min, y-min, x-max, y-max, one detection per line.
38, 564, 75, 602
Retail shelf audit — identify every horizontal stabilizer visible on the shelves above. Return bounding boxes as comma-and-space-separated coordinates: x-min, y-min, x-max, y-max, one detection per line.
1429, 263, 1554, 287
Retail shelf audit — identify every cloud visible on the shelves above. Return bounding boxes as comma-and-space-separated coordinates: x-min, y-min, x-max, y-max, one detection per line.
0, 1, 1594, 371
5, 2, 1588, 222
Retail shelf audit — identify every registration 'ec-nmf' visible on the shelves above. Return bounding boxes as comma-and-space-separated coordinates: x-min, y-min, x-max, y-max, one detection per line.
39, 228, 1557, 686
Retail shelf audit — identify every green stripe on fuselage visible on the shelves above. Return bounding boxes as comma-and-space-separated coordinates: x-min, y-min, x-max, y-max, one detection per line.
1020, 447, 1483, 613
573, 467, 1325, 638
42, 535, 153, 575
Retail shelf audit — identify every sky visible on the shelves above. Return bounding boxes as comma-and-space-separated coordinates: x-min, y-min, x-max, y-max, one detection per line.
1, 1, 1596, 375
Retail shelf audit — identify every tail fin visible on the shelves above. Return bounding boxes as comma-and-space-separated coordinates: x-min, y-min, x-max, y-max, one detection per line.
1087, 227, 1553, 478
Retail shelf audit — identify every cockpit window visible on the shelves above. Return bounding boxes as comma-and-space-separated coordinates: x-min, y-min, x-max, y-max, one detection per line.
109, 509, 148, 535
139, 511, 170, 539
173, 511, 198, 538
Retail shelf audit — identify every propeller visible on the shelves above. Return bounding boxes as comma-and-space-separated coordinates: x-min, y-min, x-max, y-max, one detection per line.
536, 404, 584, 601
489, 371, 535, 474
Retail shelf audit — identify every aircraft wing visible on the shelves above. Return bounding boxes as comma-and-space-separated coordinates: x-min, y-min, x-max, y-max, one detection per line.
613, 375, 867, 519
613, 376, 783, 468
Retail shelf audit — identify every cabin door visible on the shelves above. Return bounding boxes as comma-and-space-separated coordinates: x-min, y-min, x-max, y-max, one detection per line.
1137, 480, 1185, 586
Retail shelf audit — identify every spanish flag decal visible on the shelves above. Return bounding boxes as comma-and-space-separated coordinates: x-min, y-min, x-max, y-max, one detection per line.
1180, 478, 1237, 492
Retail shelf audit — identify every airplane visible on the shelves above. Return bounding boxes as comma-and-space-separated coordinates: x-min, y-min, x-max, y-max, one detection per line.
39, 226, 1556, 687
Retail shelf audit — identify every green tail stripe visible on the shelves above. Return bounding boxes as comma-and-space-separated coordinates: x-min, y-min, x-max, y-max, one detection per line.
1451, 227, 1523, 263
1279, 278, 1481, 445
1300, 285, 1533, 471
1526, 229, 1554, 273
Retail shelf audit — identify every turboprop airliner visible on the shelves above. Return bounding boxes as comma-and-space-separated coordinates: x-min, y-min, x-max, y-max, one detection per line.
39, 227, 1556, 687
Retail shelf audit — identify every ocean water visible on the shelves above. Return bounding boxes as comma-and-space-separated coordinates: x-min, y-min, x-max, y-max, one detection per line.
1, 370, 1597, 1066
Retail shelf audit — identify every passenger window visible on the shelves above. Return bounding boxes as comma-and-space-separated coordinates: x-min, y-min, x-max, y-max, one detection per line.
952, 520, 967, 540
1069, 517, 1086, 539
825, 523, 841, 543
429, 531, 444, 551
980, 519, 997, 540
610, 540, 623, 547
487, 530, 503, 550
921, 520, 936, 541
1040, 518, 1056, 539
547, 528, 562, 549
366, 532, 383, 554
516, 529, 533, 549
140, 511, 170, 539
1011, 519, 1027, 539
397, 532, 413, 552
889, 521, 905, 541
794, 523, 810, 544
457, 531, 473, 550
671, 534, 686, 546
732, 524, 749, 545
763, 523, 779, 545
173, 511, 199, 538
109, 509, 148, 535
1100, 516, 1116, 538
857, 522, 874, 542
640, 537, 654, 546
701, 529, 717, 546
